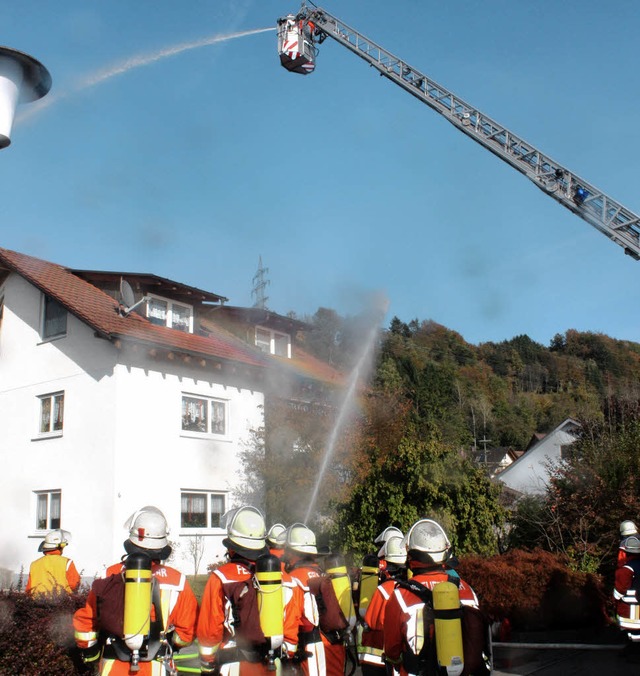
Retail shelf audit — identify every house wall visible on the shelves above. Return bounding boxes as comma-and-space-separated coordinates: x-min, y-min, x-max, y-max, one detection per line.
0, 274, 119, 580
0, 273, 264, 581
498, 426, 577, 495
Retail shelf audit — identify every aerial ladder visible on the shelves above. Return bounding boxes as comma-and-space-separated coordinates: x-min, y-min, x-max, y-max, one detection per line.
277, 3, 640, 261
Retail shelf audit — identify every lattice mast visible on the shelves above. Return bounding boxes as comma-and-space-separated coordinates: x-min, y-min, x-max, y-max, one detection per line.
251, 256, 270, 309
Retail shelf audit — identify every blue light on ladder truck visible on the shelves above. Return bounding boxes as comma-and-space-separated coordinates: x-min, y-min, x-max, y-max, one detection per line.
573, 186, 589, 205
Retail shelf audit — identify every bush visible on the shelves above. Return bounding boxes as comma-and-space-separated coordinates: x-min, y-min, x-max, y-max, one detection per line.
457, 548, 610, 632
0, 590, 88, 675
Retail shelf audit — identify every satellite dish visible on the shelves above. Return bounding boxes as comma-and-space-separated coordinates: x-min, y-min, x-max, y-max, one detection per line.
120, 279, 136, 308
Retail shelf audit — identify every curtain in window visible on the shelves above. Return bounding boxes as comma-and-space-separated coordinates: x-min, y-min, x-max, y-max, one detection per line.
40, 397, 51, 433
172, 304, 191, 332
50, 492, 61, 528
211, 401, 226, 435
53, 395, 64, 431
181, 493, 206, 527
182, 397, 208, 432
148, 299, 168, 326
37, 494, 48, 530
210, 494, 225, 528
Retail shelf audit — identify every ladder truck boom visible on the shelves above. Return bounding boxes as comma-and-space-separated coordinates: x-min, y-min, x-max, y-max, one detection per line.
277, 4, 640, 261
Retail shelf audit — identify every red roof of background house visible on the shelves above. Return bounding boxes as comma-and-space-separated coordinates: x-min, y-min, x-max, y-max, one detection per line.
0, 247, 269, 368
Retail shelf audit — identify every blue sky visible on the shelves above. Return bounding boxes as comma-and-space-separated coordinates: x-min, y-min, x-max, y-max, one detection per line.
3, 1, 640, 346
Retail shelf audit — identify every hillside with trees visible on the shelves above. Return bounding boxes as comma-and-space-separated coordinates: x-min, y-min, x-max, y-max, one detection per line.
238, 309, 640, 578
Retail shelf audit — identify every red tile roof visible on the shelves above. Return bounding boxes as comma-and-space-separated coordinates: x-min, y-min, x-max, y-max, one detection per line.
0, 247, 268, 368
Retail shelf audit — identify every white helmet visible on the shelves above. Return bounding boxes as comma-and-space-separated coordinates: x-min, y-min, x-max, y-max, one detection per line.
267, 523, 286, 546
623, 536, 640, 554
285, 523, 317, 555
374, 526, 403, 546
404, 519, 451, 564
39, 529, 71, 552
125, 506, 169, 551
621, 520, 638, 537
378, 535, 407, 565
223, 506, 267, 553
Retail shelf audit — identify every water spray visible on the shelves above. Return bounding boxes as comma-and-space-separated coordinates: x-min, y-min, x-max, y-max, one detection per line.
304, 298, 388, 523
16, 26, 275, 124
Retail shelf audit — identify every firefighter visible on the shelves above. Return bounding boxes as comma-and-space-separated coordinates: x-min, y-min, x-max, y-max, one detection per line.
73, 506, 198, 675
26, 528, 81, 597
198, 505, 277, 675
383, 519, 490, 676
284, 523, 348, 676
267, 523, 286, 559
359, 535, 407, 675
619, 521, 639, 567
614, 534, 640, 647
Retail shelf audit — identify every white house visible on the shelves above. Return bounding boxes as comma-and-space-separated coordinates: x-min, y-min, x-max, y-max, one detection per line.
497, 418, 580, 495
0, 247, 340, 582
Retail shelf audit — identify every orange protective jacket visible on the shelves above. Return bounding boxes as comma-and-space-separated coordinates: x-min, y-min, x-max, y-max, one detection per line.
26, 550, 80, 596
359, 578, 396, 667
383, 568, 478, 676
73, 561, 198, 676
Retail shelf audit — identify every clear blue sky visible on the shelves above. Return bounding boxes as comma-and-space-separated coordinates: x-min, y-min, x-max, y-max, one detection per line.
3, 1, 640, 346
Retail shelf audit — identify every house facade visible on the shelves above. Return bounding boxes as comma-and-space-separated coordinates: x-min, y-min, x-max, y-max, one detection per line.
0, 248, 339, 581
497, 418, 580, 495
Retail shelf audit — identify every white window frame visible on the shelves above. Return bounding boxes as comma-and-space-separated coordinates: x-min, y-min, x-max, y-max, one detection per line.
180, 393, 229, 440
37, 391, 64, 438
146, 294, 193, 333
180, 490, 227, 531
34, 490, 62, 532
41, 294, 67, 340
255, 325, 291, 358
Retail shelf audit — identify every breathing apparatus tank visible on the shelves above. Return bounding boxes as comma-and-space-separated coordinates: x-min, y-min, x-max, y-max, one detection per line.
325, 554, 356, 629
123, 552, 153, 672
255, 553, 284, 670
432, 581, 464, 676
358, 554, 380, 619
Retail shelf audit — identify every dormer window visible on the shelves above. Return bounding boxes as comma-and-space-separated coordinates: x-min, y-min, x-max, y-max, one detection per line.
255, 326, 291, 358
147, 295, 193, 333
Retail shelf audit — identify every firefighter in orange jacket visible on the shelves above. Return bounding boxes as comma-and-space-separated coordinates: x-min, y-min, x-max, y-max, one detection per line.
284, 523, 348, 676
198, 506, 277, 675
384, 519, 489, 676
267, 523, 286, 560
73, 506, 198, 675
614, 534, 640, 644
618, 521, 639, 568
26, 529, 80, 597
359, 535, 406, 675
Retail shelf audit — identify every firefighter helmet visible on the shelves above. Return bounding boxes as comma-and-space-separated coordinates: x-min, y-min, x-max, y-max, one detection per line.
267, 523, 286, 547
222, 506, 268, 559
620, 520, 638, 537
123, 506, 172, 559
623, 536, 640, 554
38, 529, 71, 552
378, 535, 407, 565
405, 519, 451, 564
374, 526, 403, 546
285, 523, 317, 555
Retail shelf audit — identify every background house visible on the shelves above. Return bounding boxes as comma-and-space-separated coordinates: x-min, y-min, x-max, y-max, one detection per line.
0, 247, 339, 581
497, 418, 580, 495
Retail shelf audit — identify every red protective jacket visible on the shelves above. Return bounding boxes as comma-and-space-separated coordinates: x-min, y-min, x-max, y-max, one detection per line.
73, 561, 198, 676
359, 578, 397, 667
383, 567, 478, 676
614, 555, 640, 634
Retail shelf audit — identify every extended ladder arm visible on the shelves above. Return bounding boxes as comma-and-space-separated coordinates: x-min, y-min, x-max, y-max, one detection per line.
297, 5, 640, 260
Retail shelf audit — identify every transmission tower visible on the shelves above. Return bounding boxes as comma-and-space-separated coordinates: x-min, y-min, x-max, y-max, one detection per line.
251, 256, 270, 309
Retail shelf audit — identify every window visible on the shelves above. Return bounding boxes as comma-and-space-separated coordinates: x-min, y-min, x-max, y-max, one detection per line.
147, 295, 193, 333
35, 490, 61, 530
39, 392, 64, 435
255, 326, 291, 358
42, 295, 67, 339
181, 491, 225, 529
181, 394, 227, 436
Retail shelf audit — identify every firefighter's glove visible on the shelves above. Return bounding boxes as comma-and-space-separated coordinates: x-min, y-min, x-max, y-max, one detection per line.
200, 658, 220, 675
80, 644, 101, 665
